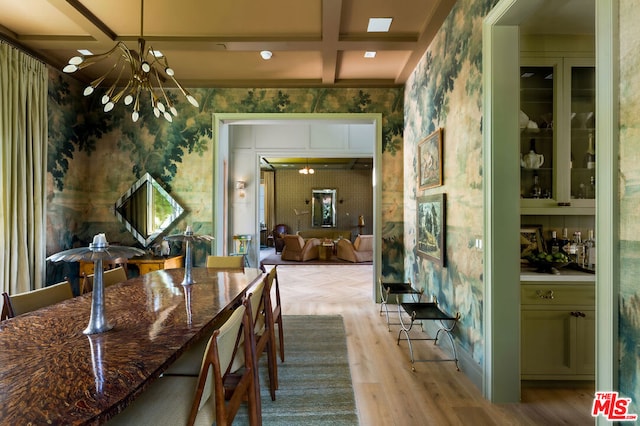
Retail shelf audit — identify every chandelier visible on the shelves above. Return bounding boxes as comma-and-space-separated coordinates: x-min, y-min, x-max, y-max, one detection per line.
299, 159, 315, 175
62, 0, 199, 123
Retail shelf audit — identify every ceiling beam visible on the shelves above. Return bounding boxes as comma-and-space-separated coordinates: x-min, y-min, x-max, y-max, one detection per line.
42, 0, 117, 44
321, 0, 342, 84
395, 0, 456, 84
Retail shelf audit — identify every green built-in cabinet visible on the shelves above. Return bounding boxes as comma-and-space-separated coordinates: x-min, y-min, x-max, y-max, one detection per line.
520, 56, 595, 216
521, 281, 595, 380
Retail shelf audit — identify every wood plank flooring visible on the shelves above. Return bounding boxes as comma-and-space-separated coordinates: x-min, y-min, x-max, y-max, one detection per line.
270, 264, 595, 425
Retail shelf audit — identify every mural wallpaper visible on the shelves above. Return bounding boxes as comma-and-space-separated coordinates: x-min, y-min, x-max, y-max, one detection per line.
619, 0, 640, 412
46, 73, 405, 288
29, 0, 640, 404
404, 0, 498, 365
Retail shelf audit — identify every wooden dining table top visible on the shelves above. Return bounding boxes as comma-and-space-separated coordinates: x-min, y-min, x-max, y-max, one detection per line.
0, 267, 264, 425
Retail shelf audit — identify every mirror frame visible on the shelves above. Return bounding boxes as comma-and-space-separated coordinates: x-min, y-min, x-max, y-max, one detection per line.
311, 188, 337, 228
115, 173, 185, 247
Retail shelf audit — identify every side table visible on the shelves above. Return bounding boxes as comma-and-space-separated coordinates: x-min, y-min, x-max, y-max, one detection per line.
319, 242, 334, 260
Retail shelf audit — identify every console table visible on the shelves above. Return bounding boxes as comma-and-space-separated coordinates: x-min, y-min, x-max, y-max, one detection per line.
79, 255, 184, 276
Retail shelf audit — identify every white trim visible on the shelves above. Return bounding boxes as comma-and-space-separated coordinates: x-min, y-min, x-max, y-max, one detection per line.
595, 0, 619, 418
484, 0, 617, 406
483, 3, 522, 402
212, 113, 383, 299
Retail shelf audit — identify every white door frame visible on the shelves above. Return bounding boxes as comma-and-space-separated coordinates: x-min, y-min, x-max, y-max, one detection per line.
482, 0, 618, 404
212, 113, 383, 301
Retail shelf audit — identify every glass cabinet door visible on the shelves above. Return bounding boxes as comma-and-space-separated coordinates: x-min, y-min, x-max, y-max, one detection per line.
568, 63, 596, 202
520, 64, 556, 201
520, 57, 595, 214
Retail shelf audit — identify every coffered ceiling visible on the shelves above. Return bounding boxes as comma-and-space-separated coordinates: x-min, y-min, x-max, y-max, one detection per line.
0, 0, 456, 88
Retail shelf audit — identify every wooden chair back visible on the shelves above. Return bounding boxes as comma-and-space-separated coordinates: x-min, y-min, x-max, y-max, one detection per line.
268, 266, 285, 362
82, 266, 128, 294
206, 255, 244, 269
1, 280, 73, 319
189, 297, 260, 425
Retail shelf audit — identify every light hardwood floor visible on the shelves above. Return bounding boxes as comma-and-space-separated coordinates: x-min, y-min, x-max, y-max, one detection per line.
270, 264, 595, 426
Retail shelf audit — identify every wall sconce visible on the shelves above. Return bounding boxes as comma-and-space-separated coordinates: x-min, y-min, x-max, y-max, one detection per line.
235, 181, 246, 199
305, 199, 310, 205
339, 198, 344, 204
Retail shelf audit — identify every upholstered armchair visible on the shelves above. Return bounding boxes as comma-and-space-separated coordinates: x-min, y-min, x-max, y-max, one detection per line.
272, 224, 289, 254
280, 235, 321, 261
336, 235, 374, 263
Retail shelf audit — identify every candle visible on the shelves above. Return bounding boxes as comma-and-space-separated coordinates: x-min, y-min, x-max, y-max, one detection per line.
92, 233, 108, 246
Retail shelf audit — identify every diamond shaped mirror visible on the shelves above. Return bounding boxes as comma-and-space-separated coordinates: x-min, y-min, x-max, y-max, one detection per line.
115, 173, 185, 247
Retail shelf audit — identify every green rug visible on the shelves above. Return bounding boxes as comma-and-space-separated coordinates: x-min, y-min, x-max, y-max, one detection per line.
235, 315, 359, 425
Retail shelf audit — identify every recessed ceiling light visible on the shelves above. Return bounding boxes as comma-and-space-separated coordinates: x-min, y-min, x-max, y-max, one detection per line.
364, 51, 377, 58
260, 50, 273, 60
367, 18, 392, 32
77, 49, 93, 56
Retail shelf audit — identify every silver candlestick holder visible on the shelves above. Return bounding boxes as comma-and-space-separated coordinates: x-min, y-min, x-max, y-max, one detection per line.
164, 226, 214, 286
47, 233, 145, 334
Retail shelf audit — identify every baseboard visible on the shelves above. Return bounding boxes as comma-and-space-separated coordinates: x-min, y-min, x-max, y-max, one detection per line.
420, 320, 483, 392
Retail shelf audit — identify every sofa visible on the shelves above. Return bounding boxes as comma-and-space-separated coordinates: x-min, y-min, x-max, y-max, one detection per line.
297, 229, 352, 242
280, 235, 321, 261
336, 234, 373, 263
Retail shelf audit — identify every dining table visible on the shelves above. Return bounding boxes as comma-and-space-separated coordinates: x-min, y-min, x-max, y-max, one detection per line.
0, 267, 264, 425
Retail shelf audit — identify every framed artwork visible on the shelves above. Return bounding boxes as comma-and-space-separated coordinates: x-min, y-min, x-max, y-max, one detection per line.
417, 193, 446, 266
418, 128, 443, 190
520, 225, 545, 260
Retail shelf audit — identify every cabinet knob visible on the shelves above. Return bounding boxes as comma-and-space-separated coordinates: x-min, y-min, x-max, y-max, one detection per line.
536, 290, 554, 299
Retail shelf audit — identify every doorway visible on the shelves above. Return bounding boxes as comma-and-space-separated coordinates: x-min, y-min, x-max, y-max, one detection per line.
212, 113, 383, 300
484, 0, 617, 403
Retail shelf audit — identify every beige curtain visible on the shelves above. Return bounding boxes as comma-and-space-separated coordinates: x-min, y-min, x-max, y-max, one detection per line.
0, 42, 48, 297
263, 171, 275, 233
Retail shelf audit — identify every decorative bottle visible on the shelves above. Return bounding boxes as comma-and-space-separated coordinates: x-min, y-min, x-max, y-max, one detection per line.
584, 229, 596, 269
571, 231, 585, 265
530, 174, 542, 198
582, 175, 596, 199
561, 228, 570, 255
584, 131, 596, 169
549, 231, 561, 254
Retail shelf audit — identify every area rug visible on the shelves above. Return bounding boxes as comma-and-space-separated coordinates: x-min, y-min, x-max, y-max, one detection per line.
260, 252, 371, 267
235, 315, 359, 425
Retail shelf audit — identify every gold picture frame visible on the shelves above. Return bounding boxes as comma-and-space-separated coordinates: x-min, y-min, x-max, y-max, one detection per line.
520, 225, 546, 261
418, 128, 443, 190
417, 193, 446, 266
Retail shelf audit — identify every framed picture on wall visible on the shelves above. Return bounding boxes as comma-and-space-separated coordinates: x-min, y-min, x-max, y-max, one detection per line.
418, 128, 443, 190
417, 193, 446, 266
520, 225, 545, 261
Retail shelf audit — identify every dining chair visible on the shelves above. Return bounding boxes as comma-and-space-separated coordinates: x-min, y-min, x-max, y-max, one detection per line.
1, 279, 74, 319
206, 255, 244, 269
231, 276, 278, 401
82, 266, 128, 294
268, 266, 285, 362
106, 297, 260, 426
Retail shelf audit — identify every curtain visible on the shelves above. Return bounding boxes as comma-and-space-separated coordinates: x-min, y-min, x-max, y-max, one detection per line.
0, 42, 48, 296
263, 171, 275, 234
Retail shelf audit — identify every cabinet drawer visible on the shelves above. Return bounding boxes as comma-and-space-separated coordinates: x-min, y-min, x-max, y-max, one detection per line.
139, 264, 162, 275
521, 284, 594, 306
